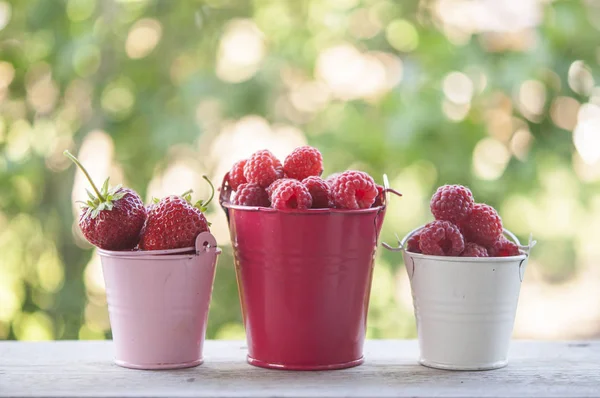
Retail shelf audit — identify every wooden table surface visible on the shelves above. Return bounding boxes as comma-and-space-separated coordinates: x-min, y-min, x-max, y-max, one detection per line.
1, 340, 599, 398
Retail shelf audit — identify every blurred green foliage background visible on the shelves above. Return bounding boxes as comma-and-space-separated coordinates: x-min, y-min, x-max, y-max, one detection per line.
1, 0, 600, 341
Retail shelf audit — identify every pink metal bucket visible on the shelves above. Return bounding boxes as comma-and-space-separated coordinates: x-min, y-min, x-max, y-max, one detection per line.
97, 232, 220, 370
220, 175, 386, 370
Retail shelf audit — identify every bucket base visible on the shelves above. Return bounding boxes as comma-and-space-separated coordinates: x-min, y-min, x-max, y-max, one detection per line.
114, 358, 203, 370
419, 358, 507, 371
247, 355, 364, 371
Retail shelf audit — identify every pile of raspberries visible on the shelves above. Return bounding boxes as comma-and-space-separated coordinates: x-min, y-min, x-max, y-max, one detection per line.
227, 146, 384, 210
407, 185, 520, 258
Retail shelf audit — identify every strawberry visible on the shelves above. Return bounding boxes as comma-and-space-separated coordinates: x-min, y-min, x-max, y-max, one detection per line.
139, 177, 213, 250
64, 150, 146, 251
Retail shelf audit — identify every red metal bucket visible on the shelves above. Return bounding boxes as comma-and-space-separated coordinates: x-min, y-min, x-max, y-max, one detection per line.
220, 175, 386, 370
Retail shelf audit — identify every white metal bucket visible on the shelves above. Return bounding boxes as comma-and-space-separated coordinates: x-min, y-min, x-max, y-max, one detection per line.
385, 227, 535, 370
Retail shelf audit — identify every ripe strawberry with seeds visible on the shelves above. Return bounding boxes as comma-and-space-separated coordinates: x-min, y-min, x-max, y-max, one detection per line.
139, 177, 214, 251
64, 150, 146, 251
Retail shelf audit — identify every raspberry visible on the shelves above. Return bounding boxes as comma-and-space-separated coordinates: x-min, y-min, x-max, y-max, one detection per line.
330, 170, 378, 209
430, 184, 474, 223
302, 176, 331, 208
461, 242, 489, 257
229, 159, 247, 191
406, 230, 422, 253
488, 237, 520, 257
283, 146, 323, 181
325, 173, 341, 186
244, 150, 283, 188
372, 185, 385, 207
232, 183, 270, 207
460, 203, 503, 246
419, 220, 465, 256
271, 179, 312, 210
265, 178, 290, 198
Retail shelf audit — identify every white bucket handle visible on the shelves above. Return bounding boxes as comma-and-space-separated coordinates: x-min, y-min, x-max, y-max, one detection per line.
382, 225, 536, 282
383, 225, 536, 254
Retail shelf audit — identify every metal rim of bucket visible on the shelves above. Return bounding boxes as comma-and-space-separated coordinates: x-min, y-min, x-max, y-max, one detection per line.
219, 172, 400, 215
221, 202, 386, 214
383, 225, 536, 262
96, 232, 221, 260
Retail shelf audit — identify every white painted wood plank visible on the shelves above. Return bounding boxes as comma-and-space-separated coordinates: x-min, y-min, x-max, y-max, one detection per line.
0, 340, 599, 398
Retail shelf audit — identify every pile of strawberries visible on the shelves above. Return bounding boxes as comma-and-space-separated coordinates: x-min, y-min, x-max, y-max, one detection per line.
65, 151, 211, 252
226, 146, 385, 210
407, 185, 520, 257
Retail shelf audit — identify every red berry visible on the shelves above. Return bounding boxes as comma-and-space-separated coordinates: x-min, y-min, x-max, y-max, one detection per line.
430, 184, 474, 223
65, 150, 146, 251
488, 237, 520, 257
271, 179, 312, 210
79, 188, 147, 251
460, 203, 503, 247
232, 183, 270, 207
283, 146, 323, 181
406, 230, 422, 253
372, 185, 385, 207
265, 178, 290, 198
325, 173, 341, 186
139, 196, 209, 250
419, 220, 465, 256
244, 150, 283, 188
302, 176, 331, 208
229, 159, 247, 191
461, 242, 489, 257
330, 170, 378, 209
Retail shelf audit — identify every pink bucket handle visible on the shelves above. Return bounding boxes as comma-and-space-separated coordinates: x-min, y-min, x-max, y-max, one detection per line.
195, 231, 219, 255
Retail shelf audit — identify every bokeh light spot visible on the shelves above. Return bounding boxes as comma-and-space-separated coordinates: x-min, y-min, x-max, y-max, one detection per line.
386, 19, 419, 52
568, 60, 595, 96
101, 78, 135, 119
443, 71, 473, 104
13, 312, 54, 341
125, 18, 162, 59
216, 19, 265, 83
472, 137, 510, 180
67, 0, 96, 22
0, 61, 15, 89
518, 80, 546, 121
573, 103, 600, 165
73, 45, 101, 77
550, 96, 580, 131
0, 1, 11, 31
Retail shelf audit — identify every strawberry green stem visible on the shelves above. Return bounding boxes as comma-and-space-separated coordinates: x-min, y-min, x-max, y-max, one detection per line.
202, 175, 214, 208
180, 189, 193, 197
63, 150, 106, 202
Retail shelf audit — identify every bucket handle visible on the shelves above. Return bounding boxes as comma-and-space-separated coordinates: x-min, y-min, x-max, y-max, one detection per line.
383, 226, 536, 281
219, 172, 233, 222
195, 231, 220, 255
372, 174, 402, 249
383, 226, 536, 254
